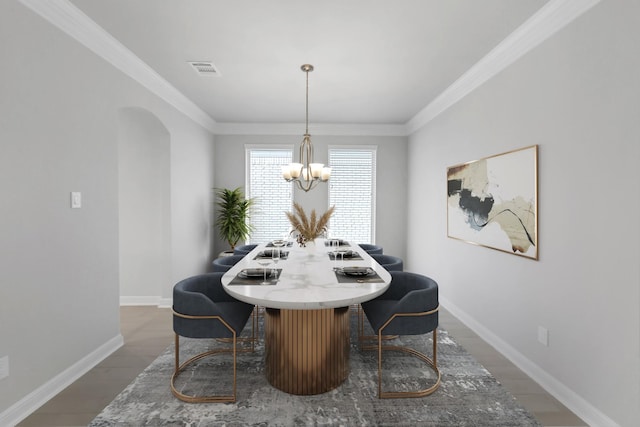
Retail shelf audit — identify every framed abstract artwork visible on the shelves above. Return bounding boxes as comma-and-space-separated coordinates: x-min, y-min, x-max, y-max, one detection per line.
447, 145, 538, 260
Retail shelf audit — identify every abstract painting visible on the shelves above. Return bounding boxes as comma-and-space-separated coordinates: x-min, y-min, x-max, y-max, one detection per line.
447, 145, 538, 259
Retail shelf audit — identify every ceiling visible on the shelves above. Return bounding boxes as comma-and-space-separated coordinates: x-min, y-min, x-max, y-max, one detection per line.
69, 0, 547, 126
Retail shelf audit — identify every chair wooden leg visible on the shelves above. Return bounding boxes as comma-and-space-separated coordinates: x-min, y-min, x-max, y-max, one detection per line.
433, 328, 437, 367
358, 304, 364, 345
252, 306, 258, 350
174, 333, 180, 373
232, 333, 237, 400
365, 308, 441, 399
170, 332, 238, 403
376, 328, 441, 399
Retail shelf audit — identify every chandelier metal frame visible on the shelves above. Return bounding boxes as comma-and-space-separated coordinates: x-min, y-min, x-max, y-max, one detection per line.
281, 64, 331, 192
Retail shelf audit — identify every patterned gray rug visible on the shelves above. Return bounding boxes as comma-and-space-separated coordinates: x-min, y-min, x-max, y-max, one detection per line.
90, 313, 541, 427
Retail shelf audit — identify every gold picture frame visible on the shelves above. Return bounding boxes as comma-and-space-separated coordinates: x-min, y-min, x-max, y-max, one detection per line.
447, 145, 538, 260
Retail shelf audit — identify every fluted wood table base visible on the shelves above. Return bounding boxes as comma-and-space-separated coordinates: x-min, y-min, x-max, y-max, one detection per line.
265, 307, 350, 395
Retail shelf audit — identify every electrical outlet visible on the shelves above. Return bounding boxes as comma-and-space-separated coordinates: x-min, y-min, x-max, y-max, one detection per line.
0, 356, 8, 380
537, 326, 549, 347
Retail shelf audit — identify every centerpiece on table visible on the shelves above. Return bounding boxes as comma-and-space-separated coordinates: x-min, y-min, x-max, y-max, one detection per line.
285, 202, 335, 249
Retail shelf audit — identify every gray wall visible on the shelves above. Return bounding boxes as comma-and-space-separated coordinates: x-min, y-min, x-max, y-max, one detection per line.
406, 2, 639, 426
213, 134, 408, 260
0, 1, 215, 418
2, 0, 637, 425
118, 108, 171, 301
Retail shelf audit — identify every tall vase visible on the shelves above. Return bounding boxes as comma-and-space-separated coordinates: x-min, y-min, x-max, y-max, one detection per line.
304, 239, 317, 257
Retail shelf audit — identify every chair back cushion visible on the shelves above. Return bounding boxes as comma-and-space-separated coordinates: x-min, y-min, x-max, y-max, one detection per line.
358, 244, 383, 255
370, 254, 403, 271
362, 271, 438, 336
173, 273, 254, 339
212, 254, 244, 272
233, 244, 257, 255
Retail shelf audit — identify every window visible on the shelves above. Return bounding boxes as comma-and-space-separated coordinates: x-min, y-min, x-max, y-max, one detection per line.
328, 147, 377, 243
246, 146, 293, 244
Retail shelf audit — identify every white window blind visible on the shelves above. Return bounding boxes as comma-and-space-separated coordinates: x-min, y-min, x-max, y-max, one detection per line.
246, 147, 293, 244
328, 147, 376, 243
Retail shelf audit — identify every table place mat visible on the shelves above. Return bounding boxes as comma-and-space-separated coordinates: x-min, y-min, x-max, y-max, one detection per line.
324, 239, 350, 247
254, 250, 289, 260
334, 268, 384, 284
228, 268, 282, 286
266, 241, 293, 248
328, 251, 363, 261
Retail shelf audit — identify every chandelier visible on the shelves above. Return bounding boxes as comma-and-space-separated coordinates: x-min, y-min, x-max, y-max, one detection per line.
281, 64, 331, 192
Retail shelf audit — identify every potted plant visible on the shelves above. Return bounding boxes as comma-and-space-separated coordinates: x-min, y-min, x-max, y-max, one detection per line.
214, 187, 255, 255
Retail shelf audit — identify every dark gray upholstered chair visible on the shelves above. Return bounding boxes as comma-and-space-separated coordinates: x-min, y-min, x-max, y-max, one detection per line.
359, 243, 383, 255
171, 272, 255, 403
360, 271, 440, 398
359, 255, 402, 338
370, 254, 403, 271
212, 254, 244, 273
212, 254, 260, 337
233, 244, 257, 256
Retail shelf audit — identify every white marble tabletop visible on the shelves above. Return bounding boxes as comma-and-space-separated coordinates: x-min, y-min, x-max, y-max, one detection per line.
221, 239, 391, 310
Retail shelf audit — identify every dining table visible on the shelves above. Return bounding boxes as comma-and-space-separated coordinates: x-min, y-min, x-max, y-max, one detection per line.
221, 238, 391, 395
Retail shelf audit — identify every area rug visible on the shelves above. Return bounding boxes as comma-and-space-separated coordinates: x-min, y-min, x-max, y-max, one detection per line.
90, 313, 541, 427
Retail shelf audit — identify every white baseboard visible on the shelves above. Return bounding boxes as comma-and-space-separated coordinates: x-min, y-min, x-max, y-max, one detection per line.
157, 297, 172, 308
120, 295, 162, 306
441, 297, 620, 427
0, 334, 123, 427
119, 296, 172, 308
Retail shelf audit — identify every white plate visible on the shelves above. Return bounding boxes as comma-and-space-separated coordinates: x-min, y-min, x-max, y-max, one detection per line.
339, 267, 374, 277
239, 268, 272, 278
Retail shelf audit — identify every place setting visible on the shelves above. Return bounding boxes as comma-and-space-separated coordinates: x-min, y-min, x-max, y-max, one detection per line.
334, 266, 384, 283
254, 248, 289, 260
328, 248, 362, 261
227, 267, 282, 286
230, 249, 284, 286
325, 235, 359, 263
265, 239, 293, 248
324, 238, 350, 247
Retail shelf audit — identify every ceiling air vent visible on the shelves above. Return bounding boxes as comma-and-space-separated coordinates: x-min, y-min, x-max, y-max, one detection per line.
188, 61, 220, 77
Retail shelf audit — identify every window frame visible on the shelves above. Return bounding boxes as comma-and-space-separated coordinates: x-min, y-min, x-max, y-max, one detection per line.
327, 145, 377, 244
244, 144, 294, 244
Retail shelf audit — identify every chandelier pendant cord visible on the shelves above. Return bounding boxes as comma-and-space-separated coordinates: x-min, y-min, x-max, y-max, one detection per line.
281, 64, 330, 192
301, 66, 313, 169
305, 68, 309, 135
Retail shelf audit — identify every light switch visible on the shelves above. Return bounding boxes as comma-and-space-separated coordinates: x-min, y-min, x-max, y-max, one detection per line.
71, 192, 82, 208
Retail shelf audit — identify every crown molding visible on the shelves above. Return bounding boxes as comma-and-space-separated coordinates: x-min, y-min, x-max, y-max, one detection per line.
18, 0, 600, 137
215, 122, 409, 136
18, 0, 218, 133
17, 0, 402, 137
405, 0, 601, 134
